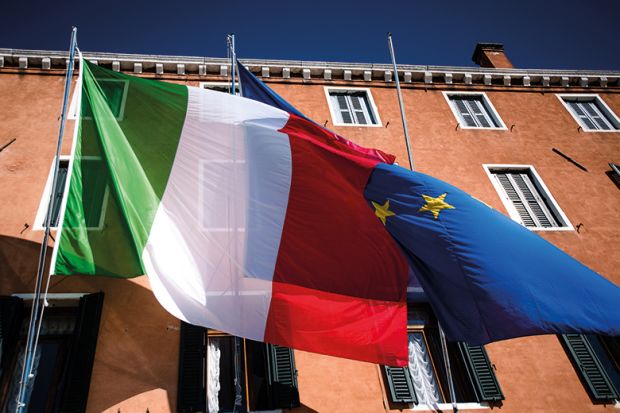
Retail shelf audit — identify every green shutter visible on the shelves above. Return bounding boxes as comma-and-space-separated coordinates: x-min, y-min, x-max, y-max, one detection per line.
177, 322, 206, 412
561, 334, 619, 401
266, 344, 300, 408
384, 366, 417, 404
0, 296, 24, 380
457, 343, 504, 402
58, 292, 105, 413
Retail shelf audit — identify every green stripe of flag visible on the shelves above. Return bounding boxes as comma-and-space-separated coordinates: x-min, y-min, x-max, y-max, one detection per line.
54, 60, 188, 277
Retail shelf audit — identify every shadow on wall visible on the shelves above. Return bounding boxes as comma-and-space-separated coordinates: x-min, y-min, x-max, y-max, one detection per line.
0, 234, 178, 412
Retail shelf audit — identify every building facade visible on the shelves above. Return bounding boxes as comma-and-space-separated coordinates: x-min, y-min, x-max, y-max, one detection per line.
0, 43, 619, 412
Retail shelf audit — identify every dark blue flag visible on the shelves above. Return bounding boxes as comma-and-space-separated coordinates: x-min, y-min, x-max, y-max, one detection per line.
236, 59, 306, 118
364, 163, 620, 345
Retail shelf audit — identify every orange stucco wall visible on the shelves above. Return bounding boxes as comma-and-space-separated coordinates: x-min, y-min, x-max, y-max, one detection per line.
1, 65, 619, 413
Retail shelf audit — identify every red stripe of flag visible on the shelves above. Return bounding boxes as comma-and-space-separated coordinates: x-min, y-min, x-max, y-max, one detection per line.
265, 115, 409, 365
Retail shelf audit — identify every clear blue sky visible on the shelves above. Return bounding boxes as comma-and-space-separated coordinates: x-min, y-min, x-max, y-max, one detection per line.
2, 0, 619, 70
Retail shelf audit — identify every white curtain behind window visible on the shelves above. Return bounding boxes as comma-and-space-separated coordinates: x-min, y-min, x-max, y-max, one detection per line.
207, 339, 221, 413
408, 333, 442, 406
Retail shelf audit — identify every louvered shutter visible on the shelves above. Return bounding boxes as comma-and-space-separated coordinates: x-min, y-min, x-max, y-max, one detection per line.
568, 101, 597, 130
583, 101, 612, 130
332, 94, 353, 124
511, 173, 558, 227
58, 292, 104, 413
350, 94, 368, 125
457, 343, 504, 402
561, 334, 619, 401
452, 98, 476, 127
266, 344, 300, 408
495, 173, 536, 226
0, 296, 24, 380
177, 322, 206, 412
44, 161, 69, 227
467, 98, 492, 128
384, 365, 417, 404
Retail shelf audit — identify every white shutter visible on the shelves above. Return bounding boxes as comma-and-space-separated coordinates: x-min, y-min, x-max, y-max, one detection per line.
582, 101, 613, 130
452, 98, 476, 127
350, 94, 368, 125
451, 96, 496, 128
494, 170, 560, 228
329, 91, 377, 125
330, 93, 352, 124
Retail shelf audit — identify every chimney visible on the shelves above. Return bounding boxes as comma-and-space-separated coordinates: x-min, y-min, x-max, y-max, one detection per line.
472, 43, 514, 69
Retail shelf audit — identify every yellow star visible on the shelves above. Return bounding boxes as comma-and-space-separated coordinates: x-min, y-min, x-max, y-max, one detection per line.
371, 199, 396, 225
419, 193, 455, 219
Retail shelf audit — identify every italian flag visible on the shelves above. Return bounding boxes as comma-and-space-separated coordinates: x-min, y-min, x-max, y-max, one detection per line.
53, 60, 409, 366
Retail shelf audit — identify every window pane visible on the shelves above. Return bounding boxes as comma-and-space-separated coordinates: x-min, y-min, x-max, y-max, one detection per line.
44, 161, 69, 228
82, 159, 108, 228
408, 332, 443, 405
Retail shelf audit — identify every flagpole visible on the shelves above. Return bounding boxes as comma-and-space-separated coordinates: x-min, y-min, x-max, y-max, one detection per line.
227, 32, 244, 412
387, 33, 414, 171
15, 26, 78, 413
388, 32, 457, 411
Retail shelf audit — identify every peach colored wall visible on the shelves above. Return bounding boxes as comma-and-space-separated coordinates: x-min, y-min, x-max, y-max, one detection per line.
1, 68, 619, 413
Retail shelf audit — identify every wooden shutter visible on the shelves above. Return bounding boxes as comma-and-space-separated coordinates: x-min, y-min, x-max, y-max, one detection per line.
494, 170, 559, 228
350, 94, 368, 125
452, 98, 476, 127
583, 101, 613, 130
332, 93, 353, 124
0, 296, 24, 380
266, 344, 299, 408
177, 321, 206, 412
561, 334, 619, 401
58, 292, 105, 413
567, 101, 597, 130
510, 173, 558, 227
495, 172, 536, 226
466, 98, 492, 128
384, 365, 417, 404
457, 343, 504, 402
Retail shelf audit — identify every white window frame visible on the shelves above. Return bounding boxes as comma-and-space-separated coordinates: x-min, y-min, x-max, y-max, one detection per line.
199, 82, 240, 95
34, 156, 109, 231
443, 91, 507, 130
198, 159, 247, 233
556, 94, 620, 132
324, 86, 382, 127
68, 79, 129, 121
483, 164, 573, 232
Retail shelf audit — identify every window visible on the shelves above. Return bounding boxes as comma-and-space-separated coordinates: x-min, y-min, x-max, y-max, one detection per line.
484, 165, 572, 230
558, 95, 620, 132
383, 307, 503, 409
69, 79, 128, 121
325, 87, 381, 126
0, 293, 104, 413
177, 322, 300, 412
560, 334, 620, 403
200, 82, 240, 95
443, 92, 506, 129
34, 157, 109, 230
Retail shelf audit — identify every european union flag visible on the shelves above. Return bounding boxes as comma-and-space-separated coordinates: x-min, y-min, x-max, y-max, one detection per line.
365, 163, 620, 345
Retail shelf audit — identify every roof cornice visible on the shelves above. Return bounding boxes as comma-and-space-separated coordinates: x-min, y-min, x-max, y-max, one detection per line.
1, 48, 618, 89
